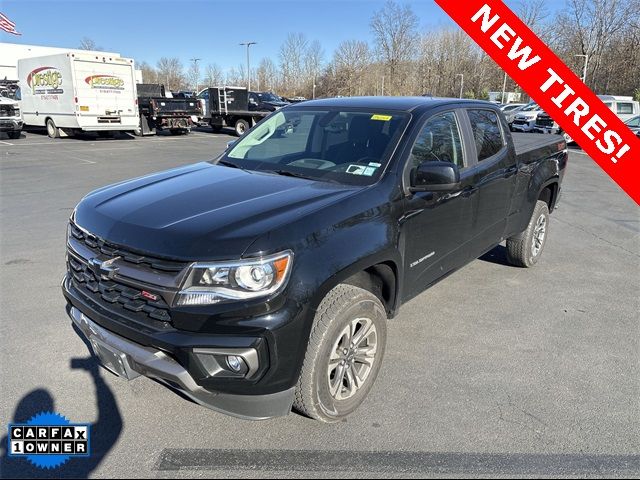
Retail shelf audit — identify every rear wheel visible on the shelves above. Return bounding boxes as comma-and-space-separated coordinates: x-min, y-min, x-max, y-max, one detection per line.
294, 284, 387, 423
234, 118, 250, 137
506, 200, 550, 267
46, 119, 59, 139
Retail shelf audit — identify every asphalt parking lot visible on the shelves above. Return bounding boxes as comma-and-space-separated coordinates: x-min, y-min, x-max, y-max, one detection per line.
0, 128, 638, 478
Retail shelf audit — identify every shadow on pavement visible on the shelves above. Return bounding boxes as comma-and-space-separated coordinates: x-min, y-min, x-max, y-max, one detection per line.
0, 331, 123, 478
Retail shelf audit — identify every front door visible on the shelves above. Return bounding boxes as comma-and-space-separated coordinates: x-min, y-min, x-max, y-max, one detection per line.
400, 110, 476, 300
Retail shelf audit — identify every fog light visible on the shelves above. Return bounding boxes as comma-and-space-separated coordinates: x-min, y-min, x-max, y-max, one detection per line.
227, 355, 244, 372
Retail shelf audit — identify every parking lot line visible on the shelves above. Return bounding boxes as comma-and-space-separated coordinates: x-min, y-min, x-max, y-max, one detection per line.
0, 140, 15, 146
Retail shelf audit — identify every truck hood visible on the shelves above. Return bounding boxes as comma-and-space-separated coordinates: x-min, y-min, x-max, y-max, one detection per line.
74, 162, 358, 261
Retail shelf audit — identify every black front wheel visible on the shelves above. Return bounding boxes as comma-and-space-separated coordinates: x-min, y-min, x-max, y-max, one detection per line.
294, 284, 387, 423
7, 131, 21, 139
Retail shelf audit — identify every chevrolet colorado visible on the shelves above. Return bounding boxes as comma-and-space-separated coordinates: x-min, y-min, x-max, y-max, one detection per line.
63, 97, 567, 422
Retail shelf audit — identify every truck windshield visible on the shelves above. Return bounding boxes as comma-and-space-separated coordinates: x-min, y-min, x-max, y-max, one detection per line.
222, 109, 410, 185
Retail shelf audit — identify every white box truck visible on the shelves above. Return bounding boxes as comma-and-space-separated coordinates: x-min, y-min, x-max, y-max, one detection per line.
17, 52, 139, 138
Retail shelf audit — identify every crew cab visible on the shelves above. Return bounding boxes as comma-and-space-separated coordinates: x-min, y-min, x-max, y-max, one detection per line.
62, 97, 567, 422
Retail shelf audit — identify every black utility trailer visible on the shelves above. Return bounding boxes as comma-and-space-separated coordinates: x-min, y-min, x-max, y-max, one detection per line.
136, 83, 202, 136
198, 86, 270, 136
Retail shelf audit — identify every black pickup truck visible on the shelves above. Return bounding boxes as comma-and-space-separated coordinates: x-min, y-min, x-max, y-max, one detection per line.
135, 83, 202, 136
63, 97, 567, 422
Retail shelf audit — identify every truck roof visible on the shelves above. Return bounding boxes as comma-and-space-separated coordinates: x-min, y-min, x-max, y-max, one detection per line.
292, 96, 497, 113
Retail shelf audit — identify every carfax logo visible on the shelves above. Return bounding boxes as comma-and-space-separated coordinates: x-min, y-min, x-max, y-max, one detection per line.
26, 67, 63, 94
8, 411, 90, 469
85, 75, 125, 90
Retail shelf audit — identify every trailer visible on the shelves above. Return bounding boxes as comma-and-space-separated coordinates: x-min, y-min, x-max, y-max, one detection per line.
197, 86, 270, 136
135, 83, 202, 136
17, 52, 139, 138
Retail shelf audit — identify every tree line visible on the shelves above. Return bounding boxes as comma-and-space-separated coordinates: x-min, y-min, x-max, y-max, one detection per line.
97, 0, 639, 101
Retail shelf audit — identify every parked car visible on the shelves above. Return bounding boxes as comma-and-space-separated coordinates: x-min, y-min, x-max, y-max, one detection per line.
500, 103, 526, 113
63, 97, 567, 422
0, 93, 22, 139
625, 115, 640, 137
535, 97, 640, 143
511, 103, 542, 132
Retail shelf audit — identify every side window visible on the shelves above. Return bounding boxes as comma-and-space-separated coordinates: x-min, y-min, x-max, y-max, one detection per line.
467, 109, 504, 161
198, 90, 209, 100
410, 112, 464, 168
617, 103, 634, 115
627, 116, 640, 127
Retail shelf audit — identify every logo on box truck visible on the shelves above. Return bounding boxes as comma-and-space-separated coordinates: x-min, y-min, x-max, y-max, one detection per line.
85, 75, 125, 90
27, 67, 63, 94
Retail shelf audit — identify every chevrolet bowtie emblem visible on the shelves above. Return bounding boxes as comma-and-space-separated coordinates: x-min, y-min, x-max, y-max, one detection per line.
90, 256, 121, 280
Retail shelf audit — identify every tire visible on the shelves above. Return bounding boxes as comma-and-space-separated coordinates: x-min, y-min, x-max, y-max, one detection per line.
562, 131, 573, 144
46, 118, 59, 139
7, 130, 21, 139
294, 284, 387, 423
169, 129, 186, 135
506, 200, 550, 268
234, 118, 250, 137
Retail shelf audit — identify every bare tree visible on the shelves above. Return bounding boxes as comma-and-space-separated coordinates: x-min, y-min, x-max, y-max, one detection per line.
257, 58, 280, 92
156, 57, 185, 91
370, 0, 419, 95
332, 40, 371, 96
78, 37, 102, 51
186, 60, 201, 93
137, 61, 158, 84
202, 63, 224, 87
279, 33, 309, 95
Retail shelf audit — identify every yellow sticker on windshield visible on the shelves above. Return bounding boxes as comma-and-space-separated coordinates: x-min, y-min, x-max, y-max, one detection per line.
371, 114, 392, 121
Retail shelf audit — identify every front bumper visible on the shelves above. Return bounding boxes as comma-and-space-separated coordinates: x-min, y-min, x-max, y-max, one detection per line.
68, 304, 295, 420
533, 126, 560, 135
0, 118, 23, 131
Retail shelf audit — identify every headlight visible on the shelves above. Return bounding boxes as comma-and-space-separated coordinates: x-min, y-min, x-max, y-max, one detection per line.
176, 250, 293, 306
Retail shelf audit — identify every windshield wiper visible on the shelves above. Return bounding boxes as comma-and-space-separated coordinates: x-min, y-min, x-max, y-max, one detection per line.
265, 169, 343, 184
266, 169, 315, 180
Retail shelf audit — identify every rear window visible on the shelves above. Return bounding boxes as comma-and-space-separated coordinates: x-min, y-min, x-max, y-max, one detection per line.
467, 109, 504, 161
617, 103, 634, 115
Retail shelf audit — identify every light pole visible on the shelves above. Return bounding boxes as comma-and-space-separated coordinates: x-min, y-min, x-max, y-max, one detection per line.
240, 41, 257, 91
575, 54, 589, 84
501, 71, 508, 104
456, 73, 464, 99
189, 58, 201, 94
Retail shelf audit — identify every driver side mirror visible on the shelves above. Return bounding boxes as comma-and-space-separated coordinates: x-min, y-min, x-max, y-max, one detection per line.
410, 161, 461, 192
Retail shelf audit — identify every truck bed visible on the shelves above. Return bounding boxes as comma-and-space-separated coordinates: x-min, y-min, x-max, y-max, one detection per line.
512, 132, 565, 163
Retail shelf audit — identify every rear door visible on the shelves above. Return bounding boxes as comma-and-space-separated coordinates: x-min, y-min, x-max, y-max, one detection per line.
462, 108, 518, 259
400, 109, 476, 299
74, 57, 136, 118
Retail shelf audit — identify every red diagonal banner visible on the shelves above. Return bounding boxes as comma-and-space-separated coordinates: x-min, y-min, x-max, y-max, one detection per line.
435, 0, 640, 205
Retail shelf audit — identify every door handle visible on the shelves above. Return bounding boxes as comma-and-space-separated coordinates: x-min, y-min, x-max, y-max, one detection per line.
461, 186, 478, 198
504, 166, 518, 178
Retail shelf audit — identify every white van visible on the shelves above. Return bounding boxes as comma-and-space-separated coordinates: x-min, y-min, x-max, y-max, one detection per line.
18, 52, 139, 137
597, 95, 639, 122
